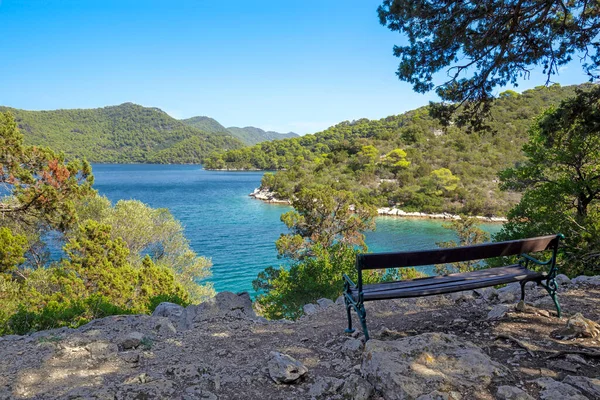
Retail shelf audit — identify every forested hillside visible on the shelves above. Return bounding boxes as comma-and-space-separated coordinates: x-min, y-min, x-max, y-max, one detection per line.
180, 116, 299, 145
180, 116, 229, 134
0, 103, 245, 164
205, 84, 588, 216
225, 126, 299, 145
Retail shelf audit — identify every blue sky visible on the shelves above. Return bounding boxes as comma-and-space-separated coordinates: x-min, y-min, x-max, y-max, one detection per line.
0, 0, 591, 134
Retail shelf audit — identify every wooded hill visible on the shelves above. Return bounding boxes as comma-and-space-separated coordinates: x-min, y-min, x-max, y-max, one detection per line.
181, 116, 299, 145
0, 103, 245, 164
205, 84, 589, 216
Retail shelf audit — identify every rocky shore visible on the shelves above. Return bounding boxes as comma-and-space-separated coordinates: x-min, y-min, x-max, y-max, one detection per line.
248, 188, 508, 222
249, 188, 291, 204
376, 207, 508, 222
1, 276, 599, 399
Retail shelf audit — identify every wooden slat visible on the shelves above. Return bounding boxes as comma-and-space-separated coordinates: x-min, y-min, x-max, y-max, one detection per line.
350, 270, 545, 302
361, 265, 527, 293
358, 235, 559, 270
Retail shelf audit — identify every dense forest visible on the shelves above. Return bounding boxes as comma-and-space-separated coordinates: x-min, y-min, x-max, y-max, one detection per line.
205, 84, 587, 216
0, 103, 245, 164
181, 116, 299, 145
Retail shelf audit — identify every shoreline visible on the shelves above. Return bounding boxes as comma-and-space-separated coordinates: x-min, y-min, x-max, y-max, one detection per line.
249, 188, 507, 223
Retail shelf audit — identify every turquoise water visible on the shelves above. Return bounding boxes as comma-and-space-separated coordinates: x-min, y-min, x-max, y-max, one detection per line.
91, 164, 502, 293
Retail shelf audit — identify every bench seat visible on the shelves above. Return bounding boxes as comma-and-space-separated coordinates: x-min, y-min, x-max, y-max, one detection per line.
349, 265, 546, 301
342, 234, 563, 340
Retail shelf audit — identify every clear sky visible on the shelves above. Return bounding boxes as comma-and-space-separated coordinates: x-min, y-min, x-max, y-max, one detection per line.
0, 0, 591, 134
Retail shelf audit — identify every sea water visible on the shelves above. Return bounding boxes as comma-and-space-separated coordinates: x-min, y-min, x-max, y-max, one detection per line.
91, 164, 502, 293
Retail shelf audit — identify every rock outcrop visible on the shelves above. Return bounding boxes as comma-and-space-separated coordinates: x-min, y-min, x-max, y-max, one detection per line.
362, 333, 506, 399
1, 275, 599, 399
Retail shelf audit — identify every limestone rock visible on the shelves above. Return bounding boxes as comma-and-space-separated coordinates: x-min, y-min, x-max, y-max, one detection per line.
307, 376, 344, 398
487, 304, 510, 320
341, 338, 364, 355
341, 374, 373, 400
535, 378, 588, 400
498, 289, 518, 304
571, 275, 600, 286
563, 375, 600, 399
117, 374, 177, 399
416, 391, 461, 400
316, 298, 335, 309
180, 291, 256, 329
152, 317, 177, 337
554, 312, 600, 339
267, 351, 308, 384
447, 291, 473, 302
119, 332, 145, 350
496, 385, 535, 400
85, 341, 118, 360
361, 333, 505, 399
473, 287, 498, 301
152, 302, 184, 324
555, 274, 571, 286
303, 303, 319, 316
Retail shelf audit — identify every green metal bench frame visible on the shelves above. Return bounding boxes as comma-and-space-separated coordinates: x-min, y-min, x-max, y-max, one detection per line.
343, 234, 563, 340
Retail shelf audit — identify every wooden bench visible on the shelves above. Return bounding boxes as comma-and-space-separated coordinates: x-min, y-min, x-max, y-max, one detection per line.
342, 234, 563, 340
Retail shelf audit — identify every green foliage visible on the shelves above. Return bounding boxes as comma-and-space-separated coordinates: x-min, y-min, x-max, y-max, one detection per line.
206, 85, 584, 216
436, 217, 491, 274
276, 188, 377, 260
0, 115, 215, 335
254, 188, 377, 319
0, 227, 27, 273
76, 198, 215, 303
498, 86, 600, 277
378, 1, 600, 126
0, 103, 244, 164
0, 111, 94, 231
6, 296, 134, 335
254, 244, 366, 320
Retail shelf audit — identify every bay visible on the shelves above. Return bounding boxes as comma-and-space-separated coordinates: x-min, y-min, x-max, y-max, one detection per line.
91, 164, 502, 294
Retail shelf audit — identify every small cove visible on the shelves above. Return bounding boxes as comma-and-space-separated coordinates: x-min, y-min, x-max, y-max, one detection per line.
91, 164, 502, 294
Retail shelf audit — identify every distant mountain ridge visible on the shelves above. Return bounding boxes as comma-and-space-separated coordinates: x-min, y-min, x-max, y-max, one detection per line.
180, 116, 299, 145
0, 103, 245, 164
180, 116, 229, 134
225, 126, 299, 145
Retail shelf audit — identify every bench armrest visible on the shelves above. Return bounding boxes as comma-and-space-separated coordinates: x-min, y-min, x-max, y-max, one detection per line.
343, 274, 356, 288
519, 253, 552, 266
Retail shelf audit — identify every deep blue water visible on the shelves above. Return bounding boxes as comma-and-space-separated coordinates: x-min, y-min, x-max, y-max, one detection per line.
91, 164, 502, 294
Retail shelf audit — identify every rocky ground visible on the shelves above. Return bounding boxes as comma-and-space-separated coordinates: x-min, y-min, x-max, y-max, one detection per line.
0, 275, 599, 400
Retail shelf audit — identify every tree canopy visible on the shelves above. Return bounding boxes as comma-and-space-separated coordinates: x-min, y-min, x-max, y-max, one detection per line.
497, 85, 600, 276
378, 0, 600, 125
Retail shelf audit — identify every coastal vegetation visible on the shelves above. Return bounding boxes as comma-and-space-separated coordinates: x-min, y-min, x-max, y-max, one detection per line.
0, 103, 244, 164
206, 84, 585, 216
497, 85, 600, 278
253, 188, 377, 319
378, 0, 600, 127
0, 112, 213, 335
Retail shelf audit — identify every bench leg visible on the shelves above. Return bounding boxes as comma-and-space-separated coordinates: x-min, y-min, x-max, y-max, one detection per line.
520, 281, 526, 302
540, 279, 561, 318
357, 304, 369, 341
546, 279, 561, 318
344, 295, 355, 334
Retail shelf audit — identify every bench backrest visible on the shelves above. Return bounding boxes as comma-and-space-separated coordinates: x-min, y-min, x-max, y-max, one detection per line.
357, 234, 560, 271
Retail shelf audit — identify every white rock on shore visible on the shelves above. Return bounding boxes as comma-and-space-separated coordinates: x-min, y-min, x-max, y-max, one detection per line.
249, 188, 290, 204
377, 207, 508, 222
